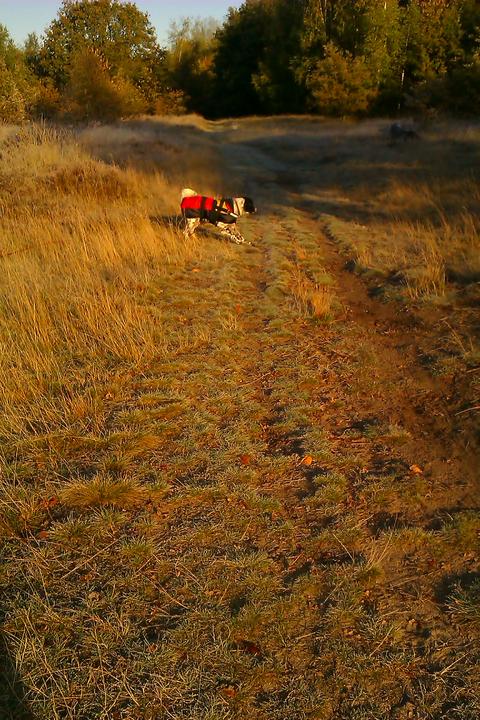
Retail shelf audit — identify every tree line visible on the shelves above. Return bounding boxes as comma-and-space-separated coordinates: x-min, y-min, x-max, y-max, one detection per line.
1, 0, 479, 122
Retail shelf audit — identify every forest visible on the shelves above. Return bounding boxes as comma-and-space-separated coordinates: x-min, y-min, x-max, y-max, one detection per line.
0, 0, 479, 122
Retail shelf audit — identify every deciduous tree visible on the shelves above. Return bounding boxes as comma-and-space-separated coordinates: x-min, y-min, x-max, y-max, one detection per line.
166, 18, 218, 116
307, 42, 377, 115
0, 24, 33, 121
63, 47, 147, 120
39, 0, 165, 104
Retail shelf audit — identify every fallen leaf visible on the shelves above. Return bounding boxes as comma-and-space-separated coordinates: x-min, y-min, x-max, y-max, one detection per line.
37, 530, 49, 540
238, 639, 262, 656
302, 455, 313, 466
41, 496, 59, 510
409, 464, 423, 475
220, 686, 237, 699
240, 454, 251, 466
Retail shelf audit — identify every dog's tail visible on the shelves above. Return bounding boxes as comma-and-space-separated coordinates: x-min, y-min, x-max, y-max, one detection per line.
181, 188, 197, 201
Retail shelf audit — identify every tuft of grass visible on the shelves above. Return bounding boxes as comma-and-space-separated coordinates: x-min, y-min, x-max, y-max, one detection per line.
448, 579, 480, 629
0, 491, 47, 538
286, 263, 335, 319
60, 474, 150, 509
443, 511, 480, 552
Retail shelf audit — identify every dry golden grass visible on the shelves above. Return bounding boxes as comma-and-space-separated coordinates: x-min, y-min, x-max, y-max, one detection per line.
286, 264, 334, 319
60, 475, 150, 509
78, 116, 226, 195
317, 122, 480, 301
0, 125, 195, 443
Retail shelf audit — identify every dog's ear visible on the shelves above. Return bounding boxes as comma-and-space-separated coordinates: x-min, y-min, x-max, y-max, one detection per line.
243, 197, 256, 214
233, 198, 244, 215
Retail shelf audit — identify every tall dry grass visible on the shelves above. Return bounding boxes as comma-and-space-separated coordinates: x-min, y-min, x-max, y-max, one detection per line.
77, 116, 226, 194
376, 172, 480, 294
286, 263, 334, 318
0, 124, 191, 442
365, 126, 479, 298
324, 178, 480, 300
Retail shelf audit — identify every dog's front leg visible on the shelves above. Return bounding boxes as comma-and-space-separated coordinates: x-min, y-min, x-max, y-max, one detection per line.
230, 226, 249, 244
218, 222, 248, 245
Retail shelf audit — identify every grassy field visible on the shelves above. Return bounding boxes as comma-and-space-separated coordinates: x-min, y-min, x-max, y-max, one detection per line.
0, 116, 479, 719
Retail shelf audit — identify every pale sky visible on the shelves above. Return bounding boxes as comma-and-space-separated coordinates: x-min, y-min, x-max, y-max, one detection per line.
0, 0, 243, 46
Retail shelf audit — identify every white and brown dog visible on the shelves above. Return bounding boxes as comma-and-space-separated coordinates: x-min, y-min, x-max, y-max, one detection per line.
180, 188, 256, 244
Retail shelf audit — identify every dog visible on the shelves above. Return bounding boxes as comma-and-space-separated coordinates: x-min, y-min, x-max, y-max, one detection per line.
180, 188, 256, 244
389, 122, 419, 143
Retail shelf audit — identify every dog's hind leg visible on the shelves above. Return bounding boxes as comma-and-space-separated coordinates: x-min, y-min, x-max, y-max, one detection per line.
184, 217, 200, 239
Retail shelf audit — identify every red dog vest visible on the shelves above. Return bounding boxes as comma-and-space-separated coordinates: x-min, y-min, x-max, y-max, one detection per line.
181, 196, 236, 223
181, 195, 216, 213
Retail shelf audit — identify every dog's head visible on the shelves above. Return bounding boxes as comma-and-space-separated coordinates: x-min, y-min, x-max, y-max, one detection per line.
234, 197, 256, 216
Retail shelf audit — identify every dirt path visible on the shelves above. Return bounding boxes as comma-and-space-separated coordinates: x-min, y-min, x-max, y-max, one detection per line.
119, 187, 479, 717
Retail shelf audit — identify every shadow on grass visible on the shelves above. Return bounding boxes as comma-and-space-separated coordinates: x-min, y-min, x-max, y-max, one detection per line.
149, 214, 245, 245
238, 128, 480, 225
0, 620, 34, 720
435, 570, 480, 606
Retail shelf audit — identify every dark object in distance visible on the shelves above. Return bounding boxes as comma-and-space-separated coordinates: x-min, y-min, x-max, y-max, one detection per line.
389, 122, 419, 142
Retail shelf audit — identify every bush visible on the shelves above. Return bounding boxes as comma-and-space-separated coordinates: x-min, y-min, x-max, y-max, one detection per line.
30, 80, 62, 119
0, 59, 26, 121
446, 61, 480, 114
405, 61, 480, 118
307, 43, 377, 117
63, 48, 147, 121
154, 89, 186, 115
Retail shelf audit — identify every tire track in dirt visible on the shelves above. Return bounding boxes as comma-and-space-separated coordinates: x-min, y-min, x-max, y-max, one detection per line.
315, 211, 479, 517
